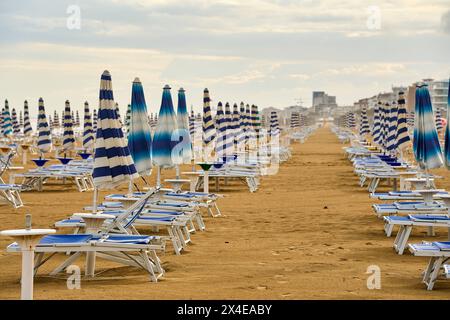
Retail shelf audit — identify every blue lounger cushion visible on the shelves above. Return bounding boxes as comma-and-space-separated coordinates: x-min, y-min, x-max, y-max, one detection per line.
136, 216, 176, 222
40, 234, 93, 245
410, 215, 450, 221
433, 242, 450, 251
165, 192, 197, 198
94, 234, 154, 244
155, 202, 188, 208
384, 216, 411, 222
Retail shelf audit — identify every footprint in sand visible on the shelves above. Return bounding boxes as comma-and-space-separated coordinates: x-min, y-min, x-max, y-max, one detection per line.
274, 274, 285, 279
271, 251, 280, 256
257, 285, 268, 290
281, 293, 292, 298
284, 268, 294, 272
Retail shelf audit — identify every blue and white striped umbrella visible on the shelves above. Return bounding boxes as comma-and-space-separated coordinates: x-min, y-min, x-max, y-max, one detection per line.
270, 111, 280, 138
231, 103, 240, 147
125, 103, 131, 133
372, 102, 381, 144
53, 110, 60, 129
413, 84, 443, 170
2, 100, 12, 136
11, 108, 20, 135
175, 88, 192, 163
128, 77, 153, 176
435, 107, 443, 134
359, 106, 370, 137
290, 112, 299, 129
83, 101, 94, 150
224, 102, 234, 154
92, 70, 139, 189
396, 91, 411, 151
386, 102, 398, 154
62, 100, 75, 152
215, 102, 227, 159
152, 85, 179, 168
37, 98, 51, 154
19, 110, 23, 128
75, 110, 80, 128
237, 102, 246, 149
244, 104, 252, 145
248, 104, 258, 148
189, 109, 195, 137
202, 88, 216, 160
444, 79, 450, 169
23, 100, 32, 136
93, 108, 98, 133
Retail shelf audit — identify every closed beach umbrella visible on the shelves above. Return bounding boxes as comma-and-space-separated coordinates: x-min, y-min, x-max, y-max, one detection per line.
175, 88, 192, 164
386, 102, 399, 154
53, 110, 60, 129
225, 102, 234, 154
232, 103, 240, 148
125, 103, 131, 133
413, 84, 443, 171
237, 102, 246, 149
215, 102, 227, 159
92, 70, 138, 191
444, 79, 450, 169
2, 100, 12, 136
189, 108, 195, 138
75, 110, 80, 128
152, 85, 179, 168
396, 91, 411, 152
270, 111, 280, 138
37, 98, 52, 154
83, 101, 94, 150
19, 110, 23, 128
93, 108, 98, 133
12, 108, 20, 135
359, 106, 370, 137
202, 88, 215, 161
435, 107, 443, 134
372, 102, 381, 144
62, 100, 75, 153
23, 101, 32, 136
291, 112, 299, 129
128, 77, 152, 176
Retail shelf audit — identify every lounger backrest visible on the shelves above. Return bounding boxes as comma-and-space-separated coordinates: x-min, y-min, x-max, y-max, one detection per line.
103, 187, 158, 233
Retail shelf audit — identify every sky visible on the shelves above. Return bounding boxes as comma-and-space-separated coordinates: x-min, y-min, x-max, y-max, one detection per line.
0, 0, 449, 120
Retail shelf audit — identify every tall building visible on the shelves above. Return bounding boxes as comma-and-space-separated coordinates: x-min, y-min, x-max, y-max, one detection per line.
312, 91, 338, 116
422, 78, 449, 111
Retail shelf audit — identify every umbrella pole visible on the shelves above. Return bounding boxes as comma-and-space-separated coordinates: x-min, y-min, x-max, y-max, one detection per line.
92, 187, 98, 213
157, 166, 161, 188
176, 165, 180, 179
128, 180, 133, 196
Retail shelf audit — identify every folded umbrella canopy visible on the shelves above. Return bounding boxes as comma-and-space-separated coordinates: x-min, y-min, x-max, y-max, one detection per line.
202, 88, 216, 162
83, 101, 94, 150
92, 70, 138, 190
62, 100, 75, 153
444, 79, 450, 169
215, 102, 227, 159
396, 91, 411, 152
435, 107, 443, 135
11, 108, 20, 135
128, 77, 152, 176
2, 100, 12, 136
23, 100, 32, 136
386, 102, 399, 155
175, 87, 192, 164
413, 84, 443, 171
36, 98, 52, 154
372, 102, 381, 144
359, 105, 370, 138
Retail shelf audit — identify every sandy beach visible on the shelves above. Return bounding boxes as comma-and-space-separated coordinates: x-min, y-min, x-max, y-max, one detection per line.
0, 126, 449, 299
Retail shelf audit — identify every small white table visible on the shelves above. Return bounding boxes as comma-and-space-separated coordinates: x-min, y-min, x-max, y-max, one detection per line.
72, 213, 115, 277
0, 228, 56, 300
164, 179, 190, 192
414, 189, 445, 205
405, 178, 433, 190
181, 172, 202, 192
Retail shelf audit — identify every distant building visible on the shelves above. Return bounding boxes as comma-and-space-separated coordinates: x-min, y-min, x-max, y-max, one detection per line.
312, 91, 338, 117
422, 78, 449, 111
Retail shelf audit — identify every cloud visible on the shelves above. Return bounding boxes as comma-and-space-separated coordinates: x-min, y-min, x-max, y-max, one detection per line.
442, 10, 450, 34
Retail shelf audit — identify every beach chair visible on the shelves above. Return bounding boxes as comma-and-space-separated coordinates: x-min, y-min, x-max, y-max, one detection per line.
383, 214, 450, 254
408, 241, 450, 290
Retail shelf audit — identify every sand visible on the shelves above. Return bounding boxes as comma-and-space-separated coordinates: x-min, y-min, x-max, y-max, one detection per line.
1, 126, 450, 299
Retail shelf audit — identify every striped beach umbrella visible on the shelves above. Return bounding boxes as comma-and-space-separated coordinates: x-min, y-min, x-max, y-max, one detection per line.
359, 106, 370, 137
251, 104, 260, 145
11, 108, 20, 135
19, 110, 23, 129
152, 85, 179, 168
396, 91, 411, 151
444, 79, 450, 169
23, 101, 32, 136
237, 102, 247, 148
128, 77, 153, 176
413, 84, 443, 170
215, 102, 227, 159
435, 107, 443, 134
2, 100, 12, 136
291, 112, 300, 129
189, 108, 195, 138
125, 103, 131, 133
53, 110, 60, 129
92, 70, 138, 190
75, 110, 80, 128
270, 111, 280, 138
175, 88, 192, 164
36, 98, 51, 154
62, 100, 75, 153
386, 102, 398, 154
372, 103, 381, 144
82, 101, 94, 150
202, 88, 216, 161
93, 108, 98, 133
232, 103, 241, 149
224, 102, 234, 155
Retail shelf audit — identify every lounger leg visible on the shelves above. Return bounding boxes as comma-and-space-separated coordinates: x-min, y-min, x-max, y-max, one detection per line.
50, 252, 82, 275
85, 252, 96, 277
140, 251, 157, 282
397, 226, 412, 255
384, 222, 394, 237
167, 227, 183, 254
214, 202, 222, 217
425, 257, 444, 290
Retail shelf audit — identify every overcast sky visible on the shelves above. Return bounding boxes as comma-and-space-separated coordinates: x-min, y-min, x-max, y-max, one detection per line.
0, 0, 449, 119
